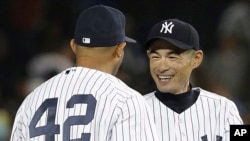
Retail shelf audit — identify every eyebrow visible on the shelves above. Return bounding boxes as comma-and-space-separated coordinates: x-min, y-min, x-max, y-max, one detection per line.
149, 48, 183, 55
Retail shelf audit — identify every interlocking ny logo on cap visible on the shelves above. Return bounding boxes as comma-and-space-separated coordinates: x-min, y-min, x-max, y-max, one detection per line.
82, 37, 91, 44
160, 21, 174, 34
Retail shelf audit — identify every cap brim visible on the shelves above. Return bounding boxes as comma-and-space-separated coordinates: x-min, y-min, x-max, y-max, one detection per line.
145, 37, 193, 50
125, 36, 136, 43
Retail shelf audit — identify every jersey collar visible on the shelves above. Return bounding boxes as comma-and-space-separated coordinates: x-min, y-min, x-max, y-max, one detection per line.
155, 85, 200, 114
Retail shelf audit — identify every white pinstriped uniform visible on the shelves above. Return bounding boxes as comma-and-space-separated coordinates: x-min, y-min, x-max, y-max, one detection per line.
144, 87, 243, 141
10, 67, 158, 141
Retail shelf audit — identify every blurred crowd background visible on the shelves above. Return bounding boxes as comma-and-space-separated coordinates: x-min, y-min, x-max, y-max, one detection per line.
1, 0, 250, 140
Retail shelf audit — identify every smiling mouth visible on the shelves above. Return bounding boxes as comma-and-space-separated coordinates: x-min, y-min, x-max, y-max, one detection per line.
158, 75, 173, 81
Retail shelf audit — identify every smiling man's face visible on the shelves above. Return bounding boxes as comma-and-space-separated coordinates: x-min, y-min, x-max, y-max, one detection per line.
147, 39, 202, 94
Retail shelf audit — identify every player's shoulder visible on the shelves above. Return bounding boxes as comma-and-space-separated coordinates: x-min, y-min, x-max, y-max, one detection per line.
30, 66, 143, 101
92, 69, 142, 97
193, 87, 235, 104
143, 91, 156, 100
73, 67, 142, 97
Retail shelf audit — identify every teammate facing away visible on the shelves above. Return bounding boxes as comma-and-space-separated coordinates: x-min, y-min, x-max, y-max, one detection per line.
143, 19, 243, 141
10, 5, 159, 141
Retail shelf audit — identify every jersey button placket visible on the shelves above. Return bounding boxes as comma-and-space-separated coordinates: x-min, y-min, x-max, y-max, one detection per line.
178, 115, 187, 141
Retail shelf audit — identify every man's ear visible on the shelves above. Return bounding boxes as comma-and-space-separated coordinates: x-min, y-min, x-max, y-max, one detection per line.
70, 39, 77, 55
147, 50, 151, 58
115, 42, 126, 57
193, 50, 203, 68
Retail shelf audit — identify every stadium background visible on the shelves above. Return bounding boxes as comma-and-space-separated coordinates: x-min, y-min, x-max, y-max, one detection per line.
0, 0, 250, 140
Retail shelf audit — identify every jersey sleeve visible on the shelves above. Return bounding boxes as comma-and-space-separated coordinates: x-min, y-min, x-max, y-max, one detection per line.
10, 103, 27, 141
223, 100, 243, 141
226, 101, 244, 124
111, 94, 158, 141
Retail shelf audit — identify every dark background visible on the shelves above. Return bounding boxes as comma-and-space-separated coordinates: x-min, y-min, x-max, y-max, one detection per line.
1, 0, 250, 140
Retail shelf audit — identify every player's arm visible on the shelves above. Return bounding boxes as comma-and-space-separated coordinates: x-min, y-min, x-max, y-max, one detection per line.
227, 102, 244, 124
10, 104, 27, 141
112, 94, 158, 141
223, 101, 244, 141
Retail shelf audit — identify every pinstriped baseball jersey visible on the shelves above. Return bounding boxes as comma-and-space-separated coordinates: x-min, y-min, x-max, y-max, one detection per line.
10, 67, 158, 141
144, 87, 243, 141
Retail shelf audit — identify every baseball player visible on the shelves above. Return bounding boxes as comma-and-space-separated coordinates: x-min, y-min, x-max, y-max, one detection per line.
143, 19, 243, 141
10, 5, 159, 141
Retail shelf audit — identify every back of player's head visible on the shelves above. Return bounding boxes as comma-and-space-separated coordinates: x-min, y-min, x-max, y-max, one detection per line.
74, 4, 136, 47
144, 19, 200, 50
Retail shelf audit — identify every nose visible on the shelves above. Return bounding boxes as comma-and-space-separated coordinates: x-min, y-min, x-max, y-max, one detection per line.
157, 59, 170, 72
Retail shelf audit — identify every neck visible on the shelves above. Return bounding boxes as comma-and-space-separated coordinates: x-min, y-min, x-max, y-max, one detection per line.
76, 56, 115, 75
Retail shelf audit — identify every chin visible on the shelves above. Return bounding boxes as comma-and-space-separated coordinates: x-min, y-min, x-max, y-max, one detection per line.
157, 86, 169, 93
157, 84, 176, 93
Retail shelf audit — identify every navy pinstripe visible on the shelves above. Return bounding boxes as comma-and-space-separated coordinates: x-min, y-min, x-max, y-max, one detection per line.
144, 87, 243, 141
11, 67, 158, 141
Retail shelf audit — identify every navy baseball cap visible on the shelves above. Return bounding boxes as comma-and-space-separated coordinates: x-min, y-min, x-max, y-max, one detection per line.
74, 5, 136, 47
144, 19, 200, 50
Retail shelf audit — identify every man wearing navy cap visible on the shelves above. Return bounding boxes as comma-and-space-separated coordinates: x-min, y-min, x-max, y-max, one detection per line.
143, 19, 243, 141
10, 5, 159, 141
